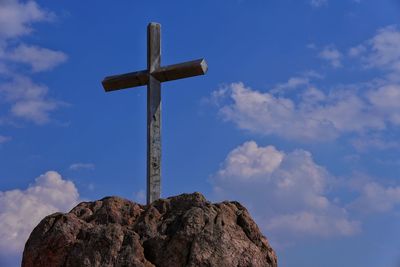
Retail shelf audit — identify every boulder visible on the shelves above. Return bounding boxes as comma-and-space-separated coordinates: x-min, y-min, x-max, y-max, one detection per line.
22, 192, 277, 267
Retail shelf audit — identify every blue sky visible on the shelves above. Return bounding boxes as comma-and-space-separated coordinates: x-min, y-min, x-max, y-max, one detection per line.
1, 0, 400, 266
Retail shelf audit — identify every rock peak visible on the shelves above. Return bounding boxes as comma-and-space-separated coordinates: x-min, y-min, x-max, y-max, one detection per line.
22, 193, 277, 267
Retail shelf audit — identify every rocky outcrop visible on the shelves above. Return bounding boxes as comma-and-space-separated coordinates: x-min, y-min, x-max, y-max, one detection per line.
22, 192, 277, 267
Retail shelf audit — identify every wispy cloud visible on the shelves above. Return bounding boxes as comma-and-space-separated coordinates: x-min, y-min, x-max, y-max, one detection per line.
0, 76, 62, 124
310, 0, 328, 8
6, 44, 67, 72
69, 163, 95, 171
133, 189, 146, 204
0, 135, 11, 144
347, 178, 400, 214
0, 1, 66, 127
271, 71, 323, 94
0, 0, 54, 39
351, 135, 400, 152
349, 25, 400, 80
319, 45, 342, 68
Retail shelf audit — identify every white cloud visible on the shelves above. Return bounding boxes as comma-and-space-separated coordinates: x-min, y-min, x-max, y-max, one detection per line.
365, 26, 400, 72
306, 43, 317, 49
351, 135, 400, 152
133, 189, 146, 204
266, 212, 359, 237
212, 141, 360, 239
348, 44, 366, 57
212, 83, 334, 141
348, 182, 400, 213
310, 0, 328, 8
0, 76, 61, 124
319, 45, 342, 68
7, 44, 67, 72
217, 142, 283, 178
0, 1, 65, 127
211, 82, 385, 141
349, 25, 400, 80
273, 76, 310, 92
69, 163, 95, 171
222, 26, 399, 146
0, 171, 79, 260
0, 0, 53, 39
367, 84, 400, 125
0, 135, 11, 144
271, 71, 323, 94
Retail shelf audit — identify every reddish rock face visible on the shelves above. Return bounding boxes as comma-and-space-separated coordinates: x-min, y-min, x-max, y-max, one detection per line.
22, 193, 277, 267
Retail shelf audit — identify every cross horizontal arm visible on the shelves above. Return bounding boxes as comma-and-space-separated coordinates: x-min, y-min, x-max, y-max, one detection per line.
152, 59, 208, 83
102, 70, 148, 92
102, 59, 208, 92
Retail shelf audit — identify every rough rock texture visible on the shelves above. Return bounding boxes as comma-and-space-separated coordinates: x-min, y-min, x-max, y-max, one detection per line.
22, 192, 277, 267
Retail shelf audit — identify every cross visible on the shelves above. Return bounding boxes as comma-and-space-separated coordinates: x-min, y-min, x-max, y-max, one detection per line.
101, 22, 208, 205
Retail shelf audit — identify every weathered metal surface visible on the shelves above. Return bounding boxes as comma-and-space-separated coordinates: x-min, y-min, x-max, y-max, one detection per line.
101, 22, 208, 205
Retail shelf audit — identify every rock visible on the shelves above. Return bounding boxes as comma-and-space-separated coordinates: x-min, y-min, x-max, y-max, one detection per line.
22, 192, 277, 267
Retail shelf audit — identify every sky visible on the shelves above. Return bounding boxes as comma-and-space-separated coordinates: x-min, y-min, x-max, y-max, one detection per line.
0, 0, 400, 266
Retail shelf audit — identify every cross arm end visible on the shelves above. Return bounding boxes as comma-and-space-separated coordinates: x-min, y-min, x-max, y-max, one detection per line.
102, 70, 149, 92
152, 59, 208, 82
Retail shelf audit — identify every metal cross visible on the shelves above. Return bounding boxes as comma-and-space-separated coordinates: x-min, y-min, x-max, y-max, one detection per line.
102, 22, 208, 204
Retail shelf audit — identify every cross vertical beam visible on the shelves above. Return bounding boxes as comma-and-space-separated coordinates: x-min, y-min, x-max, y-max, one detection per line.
147, 23, 161, 204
